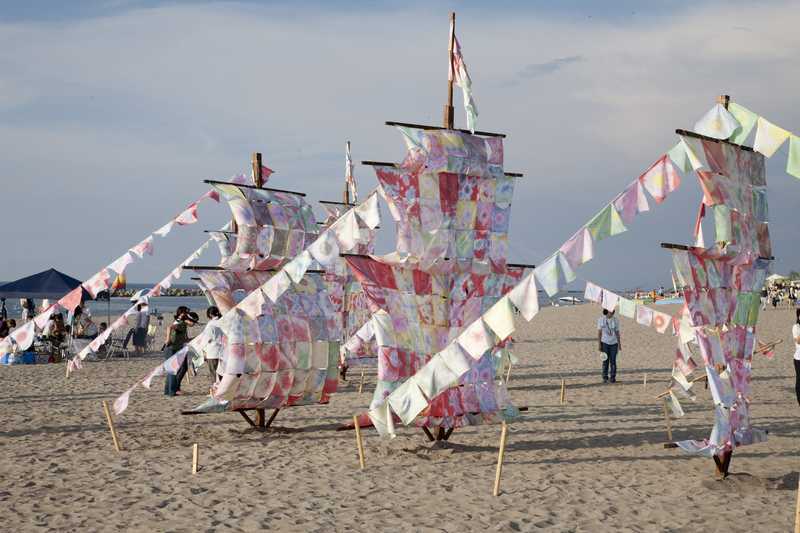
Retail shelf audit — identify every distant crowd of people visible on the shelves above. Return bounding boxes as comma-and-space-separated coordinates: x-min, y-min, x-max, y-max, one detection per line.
761, 283, 799, 310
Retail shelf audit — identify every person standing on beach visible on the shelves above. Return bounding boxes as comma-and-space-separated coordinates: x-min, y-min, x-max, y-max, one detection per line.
163, 306, 194, 396
0, 298, 7, 321
132, 303, 149, 354
793, 309, 800, 406
202, 306, 223, 385
598, 308, 621, 383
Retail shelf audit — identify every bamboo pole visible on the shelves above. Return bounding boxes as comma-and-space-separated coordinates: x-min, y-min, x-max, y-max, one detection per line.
357, 368, 366, 394
662, 399, 673, 442
794, 475, 800, 533
353, 415, 366, 470
559, 378, 566, 405
192, 443, 199, 474
102, 400, 122, 452
444, 12, 456, 128
493, 421, 509, 497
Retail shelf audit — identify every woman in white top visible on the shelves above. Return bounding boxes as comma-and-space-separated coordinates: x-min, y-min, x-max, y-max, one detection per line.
793, 309, 800, 406
203, 306, 224, 384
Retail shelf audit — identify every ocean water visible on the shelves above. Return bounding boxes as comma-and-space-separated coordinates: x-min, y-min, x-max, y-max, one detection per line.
2, 293, 211, 320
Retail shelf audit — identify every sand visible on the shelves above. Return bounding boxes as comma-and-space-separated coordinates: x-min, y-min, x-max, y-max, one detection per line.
1, 303, 798, 532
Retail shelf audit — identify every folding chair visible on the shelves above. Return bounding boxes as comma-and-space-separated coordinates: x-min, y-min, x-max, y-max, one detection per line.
105, 329, 132, 360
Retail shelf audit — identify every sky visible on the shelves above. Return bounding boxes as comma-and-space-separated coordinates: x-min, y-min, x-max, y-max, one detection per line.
1, 0, 798, 291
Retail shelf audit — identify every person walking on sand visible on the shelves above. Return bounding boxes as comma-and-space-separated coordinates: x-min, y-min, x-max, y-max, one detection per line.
793, 309, 800, 406
598, 308, 621, 384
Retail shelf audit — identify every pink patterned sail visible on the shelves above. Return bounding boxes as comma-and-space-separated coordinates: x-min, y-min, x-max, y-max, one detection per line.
669, 134, 770, 457
345, 126, 525, 430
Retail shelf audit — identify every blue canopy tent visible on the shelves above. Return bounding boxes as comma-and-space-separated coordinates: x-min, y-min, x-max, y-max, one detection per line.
0, 268, 92, 300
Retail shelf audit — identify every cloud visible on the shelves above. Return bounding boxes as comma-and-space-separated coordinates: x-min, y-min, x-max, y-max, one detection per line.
0, 1, 798, 288
507, 55, 584, 85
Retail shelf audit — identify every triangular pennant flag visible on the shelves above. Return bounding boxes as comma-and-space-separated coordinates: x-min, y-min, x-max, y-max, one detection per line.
787, 135, 800, 179
639, 155, 681, 204
559, 227, 594, 270
636, 305, 653, 327
83, 269, 111, 298
727, 102, 758, 145
130, 236, 154, 258
174, 203, 199, 225
666, 143, 692, 173
483, 295, 516, 339
586, 203, 627, 241
753, 116, 790, 157
507, 272, 539, 321
113, 386, 136, 415
154, 221, 174, 238
285, 251, 313, 284
601, 289, 619, 312
58, 287, 83, 313
584, 281, 603, 304
108, 252, 135, 275
613, 180, 650, 225
387, 379, 428, 425
534, 255, 561, 297
457, 318, 494, 359
354, 192, 380, 229
693, 103, 739, 140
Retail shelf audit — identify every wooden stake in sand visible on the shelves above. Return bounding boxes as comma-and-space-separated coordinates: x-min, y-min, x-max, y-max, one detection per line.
101, 400, 122, 452
662, 399, 673, 442
192, 443, 199, 474
643, 373, 647, 389
353, 415, 366, 470
493, 421, 509, 497
358, 368, 366, 394
794, 475, 800, 533
505, 362, 512, 383
559, 378, 566, 405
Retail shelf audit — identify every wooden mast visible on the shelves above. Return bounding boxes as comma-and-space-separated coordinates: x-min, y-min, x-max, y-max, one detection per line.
252, 152, 263, 187
344, 141, 351, 205
717, 94, 730, 110
444, 12, 456, 129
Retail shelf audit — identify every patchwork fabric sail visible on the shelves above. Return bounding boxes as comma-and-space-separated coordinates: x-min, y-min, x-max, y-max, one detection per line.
669, 134, 771, 458
196, 272, 342, 411
347, 126, 523, 430
212, 183, 319, 271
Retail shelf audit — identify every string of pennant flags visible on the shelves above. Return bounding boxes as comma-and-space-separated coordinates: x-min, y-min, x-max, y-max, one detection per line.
0, 182, 233, 354
67, 235, 218, 369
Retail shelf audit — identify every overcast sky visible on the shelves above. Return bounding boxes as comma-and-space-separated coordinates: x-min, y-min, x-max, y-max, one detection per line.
1, 0, 798, 290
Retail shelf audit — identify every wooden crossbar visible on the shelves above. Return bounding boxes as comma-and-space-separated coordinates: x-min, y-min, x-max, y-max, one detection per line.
360, 160, 523, 177
204, 179, 307, 196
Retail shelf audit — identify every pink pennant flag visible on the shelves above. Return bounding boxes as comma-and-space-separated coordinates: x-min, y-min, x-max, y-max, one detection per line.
240, 289, 267, 319
201, 190, 220, 203
559, 228, 594, 270
34, 303, 58, 330
639, 155, 681, 204
58, 287, 83, 313
83, 269, 111, 298
174, 203, 199, 225
10, 321, 35, 351
652, 311, 672, 333
261, 165, 274, 181
612, 180, 650, 225
636, 305, 654, 327
108, 252, 134, 275
130, 236, 154, 258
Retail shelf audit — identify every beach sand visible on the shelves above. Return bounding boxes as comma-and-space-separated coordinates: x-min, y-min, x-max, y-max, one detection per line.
1, 303, 798, 532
